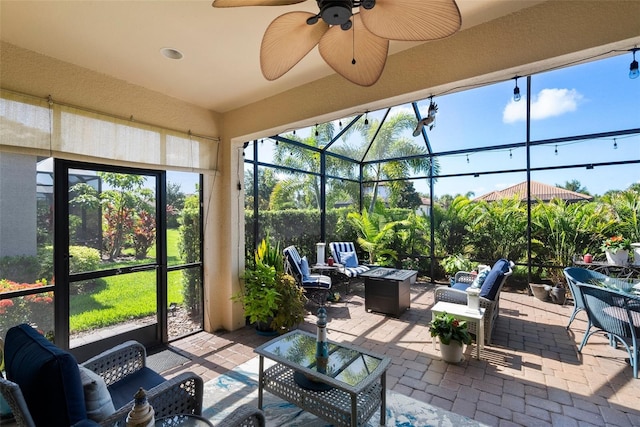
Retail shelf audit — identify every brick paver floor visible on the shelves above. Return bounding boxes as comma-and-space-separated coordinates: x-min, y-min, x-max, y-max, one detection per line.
165, 280, 640, 426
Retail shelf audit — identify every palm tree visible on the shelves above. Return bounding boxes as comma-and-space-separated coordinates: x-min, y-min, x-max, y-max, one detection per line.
346, 209, 400, 264
273, 123, 335, 209
346, 111, 439, 212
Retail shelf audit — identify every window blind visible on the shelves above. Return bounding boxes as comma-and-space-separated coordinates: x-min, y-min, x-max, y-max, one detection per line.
0, 90, 218, 172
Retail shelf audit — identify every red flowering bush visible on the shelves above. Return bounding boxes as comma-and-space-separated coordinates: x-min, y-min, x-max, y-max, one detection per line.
0, 279, 54, 336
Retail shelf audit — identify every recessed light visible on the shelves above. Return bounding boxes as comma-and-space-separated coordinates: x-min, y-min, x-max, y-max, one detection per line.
160, 48, 183, 60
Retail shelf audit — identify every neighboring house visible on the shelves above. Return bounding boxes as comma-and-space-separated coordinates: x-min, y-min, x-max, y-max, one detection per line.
417, 197, 431, 215
474, 181, 593, 203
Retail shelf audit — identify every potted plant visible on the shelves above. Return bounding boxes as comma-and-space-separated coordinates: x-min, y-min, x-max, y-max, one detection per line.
429, 312, 473, 363
601, 235, 631, 265
233, 238, 306, 334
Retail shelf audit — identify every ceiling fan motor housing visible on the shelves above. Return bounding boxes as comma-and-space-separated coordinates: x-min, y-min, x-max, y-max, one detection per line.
318, 0, 353, 25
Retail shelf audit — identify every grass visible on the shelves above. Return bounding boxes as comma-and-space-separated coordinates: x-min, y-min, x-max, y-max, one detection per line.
69, 228, 191, 333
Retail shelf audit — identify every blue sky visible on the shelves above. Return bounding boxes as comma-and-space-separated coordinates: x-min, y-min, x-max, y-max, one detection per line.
244, 51, 639, 199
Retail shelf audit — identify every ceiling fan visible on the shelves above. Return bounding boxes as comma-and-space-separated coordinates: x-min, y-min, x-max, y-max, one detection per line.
212, 0, 462, 86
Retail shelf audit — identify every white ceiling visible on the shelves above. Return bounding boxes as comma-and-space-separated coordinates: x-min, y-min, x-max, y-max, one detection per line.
0, 1, 547, 113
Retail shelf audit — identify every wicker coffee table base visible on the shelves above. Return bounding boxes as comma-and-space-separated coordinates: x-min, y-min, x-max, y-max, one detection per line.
260, 363, 385, 427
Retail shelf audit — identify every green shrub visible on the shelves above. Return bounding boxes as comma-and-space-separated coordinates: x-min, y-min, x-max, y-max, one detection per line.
179, 195, 202, 319
38, 245, 101, 281
0, 255, 40, 283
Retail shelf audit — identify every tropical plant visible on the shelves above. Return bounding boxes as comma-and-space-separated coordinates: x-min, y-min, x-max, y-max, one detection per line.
346, 209, 399, 264
465, 196, 527, 262
70, 172, 155, 260
429, 312, 472, 346
530, 198, 600, 283
440, 254, 474, 278
432, 195, 473, 257
254, 235, 283, 273
233, 237, 305, 332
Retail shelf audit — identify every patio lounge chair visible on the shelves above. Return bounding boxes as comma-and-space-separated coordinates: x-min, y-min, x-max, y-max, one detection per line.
434, 259, 513, 344
1, 323, 265, 426
577, 284, 640, 379
328, 242, 371, 292
283, 245, 332, 305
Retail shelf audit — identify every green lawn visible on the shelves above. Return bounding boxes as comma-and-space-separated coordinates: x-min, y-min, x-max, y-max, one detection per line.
69, 228, 188, 332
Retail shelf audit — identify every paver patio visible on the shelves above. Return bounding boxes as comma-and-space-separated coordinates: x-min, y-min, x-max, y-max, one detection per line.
165, 280, 640, 426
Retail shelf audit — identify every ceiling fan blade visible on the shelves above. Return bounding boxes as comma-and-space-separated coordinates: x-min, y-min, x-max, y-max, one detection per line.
212, 0, 306, 7
318, 13, 388, 86
261, 12, 329, 81
360, 0, 461, 41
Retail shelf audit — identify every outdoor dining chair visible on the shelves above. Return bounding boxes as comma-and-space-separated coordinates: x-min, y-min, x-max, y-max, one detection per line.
563, 267, 611, 330
577, 284, 640, 379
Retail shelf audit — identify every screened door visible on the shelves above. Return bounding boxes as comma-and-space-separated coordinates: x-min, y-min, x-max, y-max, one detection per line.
55, 160, 166, 358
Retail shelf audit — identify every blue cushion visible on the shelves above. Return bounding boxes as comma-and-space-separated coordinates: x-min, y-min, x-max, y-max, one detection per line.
107, 367, 165, 409
452, 282, 470, 291
5, 324, 87, 426
479, 259, 510, 300
340, 251, 358, 268
300, 256, 311, 281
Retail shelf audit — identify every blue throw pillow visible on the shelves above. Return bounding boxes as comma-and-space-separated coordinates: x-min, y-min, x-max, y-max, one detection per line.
340, 251, 358, 267
300, 256, 311, 280
471, 268, 490, 289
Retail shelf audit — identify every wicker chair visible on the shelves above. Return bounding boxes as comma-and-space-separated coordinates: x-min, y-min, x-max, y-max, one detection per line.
1, 324, 264, 426
563, 267, 609, 330
434, 259, 513, 344
577, 284, 640, 379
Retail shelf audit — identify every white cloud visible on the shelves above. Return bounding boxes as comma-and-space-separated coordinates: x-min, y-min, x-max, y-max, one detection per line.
503, 88, 583, 123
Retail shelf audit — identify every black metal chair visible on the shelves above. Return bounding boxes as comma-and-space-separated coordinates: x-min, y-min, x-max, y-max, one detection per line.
283, 245, 332, 306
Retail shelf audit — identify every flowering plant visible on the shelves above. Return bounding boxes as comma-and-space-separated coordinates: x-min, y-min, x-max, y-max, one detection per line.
429, 312, 473, 346
600, 236, 631, 253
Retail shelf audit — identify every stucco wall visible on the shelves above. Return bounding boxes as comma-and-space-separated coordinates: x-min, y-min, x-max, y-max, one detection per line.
0, 153, 37, 258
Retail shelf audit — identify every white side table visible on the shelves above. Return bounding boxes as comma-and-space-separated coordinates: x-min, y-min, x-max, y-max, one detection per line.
431, 301, 485, 360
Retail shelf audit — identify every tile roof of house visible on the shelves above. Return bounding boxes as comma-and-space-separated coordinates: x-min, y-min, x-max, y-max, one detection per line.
474, 181, 593, 202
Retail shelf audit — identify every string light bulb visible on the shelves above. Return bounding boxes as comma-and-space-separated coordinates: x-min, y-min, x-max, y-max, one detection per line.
466, 155, 469, 163
315, 124, 319, 137
513, 76, 521, 102
629, 48, 639, 79
364, 112, 369, 126
509, 149, 512, 159
554, 145, 558, 155
613, 138, 618, 149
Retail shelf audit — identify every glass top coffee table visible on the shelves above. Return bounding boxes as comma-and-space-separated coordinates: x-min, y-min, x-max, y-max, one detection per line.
254, 329, 390, 427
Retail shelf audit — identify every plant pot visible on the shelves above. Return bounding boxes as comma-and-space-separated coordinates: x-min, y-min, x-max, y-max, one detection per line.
529, 283, 550, 301
605, 249, 628, 265
255, 319, 278, 336
439, 341, 464, 363
631, 243, 640, 266
549, 286, 566, 305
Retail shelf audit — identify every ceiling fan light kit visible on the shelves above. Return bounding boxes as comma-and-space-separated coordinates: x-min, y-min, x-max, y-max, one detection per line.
213, 0, 461, 86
